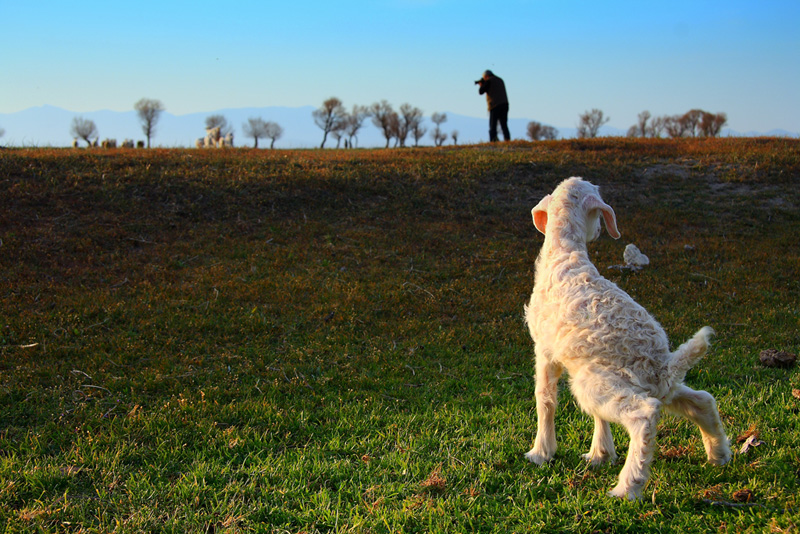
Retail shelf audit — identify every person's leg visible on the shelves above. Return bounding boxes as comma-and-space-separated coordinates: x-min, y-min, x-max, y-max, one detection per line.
499, 103, 511, 141
489, 108, 499, 142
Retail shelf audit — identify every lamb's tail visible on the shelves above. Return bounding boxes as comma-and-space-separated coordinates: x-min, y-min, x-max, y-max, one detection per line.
668, 326, 715, 384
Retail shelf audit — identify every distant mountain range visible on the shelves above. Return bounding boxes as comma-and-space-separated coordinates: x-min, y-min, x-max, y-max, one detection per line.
0, 105, 795, 148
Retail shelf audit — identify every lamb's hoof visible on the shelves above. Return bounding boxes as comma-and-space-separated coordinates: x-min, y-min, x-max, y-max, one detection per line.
608, 484, 642, 500
708, 446, 732, 466
525, 449, 553, 466
582, 452, 617, 467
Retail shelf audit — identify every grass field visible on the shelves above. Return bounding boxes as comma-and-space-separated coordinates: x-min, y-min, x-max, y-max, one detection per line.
1, 139, 799, 533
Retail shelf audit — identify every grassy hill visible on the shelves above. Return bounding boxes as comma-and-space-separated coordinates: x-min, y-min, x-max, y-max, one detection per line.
1, 139, 799, 532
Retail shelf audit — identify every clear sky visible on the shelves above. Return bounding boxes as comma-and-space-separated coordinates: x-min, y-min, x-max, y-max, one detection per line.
1, 0, 798, 133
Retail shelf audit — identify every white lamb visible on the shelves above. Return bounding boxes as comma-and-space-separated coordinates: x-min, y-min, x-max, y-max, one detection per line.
524, 177, 730, 500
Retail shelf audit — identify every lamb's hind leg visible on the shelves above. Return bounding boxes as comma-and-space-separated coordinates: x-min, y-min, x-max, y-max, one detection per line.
608, 396, 661, 500
525, 358, 562, 465
665, 385, 731, 465
583, 416, 617, 466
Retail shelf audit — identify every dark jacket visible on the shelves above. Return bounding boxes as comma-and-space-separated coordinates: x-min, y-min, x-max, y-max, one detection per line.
479, 75, 508, 111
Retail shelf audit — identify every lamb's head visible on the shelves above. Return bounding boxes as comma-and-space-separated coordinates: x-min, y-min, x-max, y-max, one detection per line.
532, 177, 620, 243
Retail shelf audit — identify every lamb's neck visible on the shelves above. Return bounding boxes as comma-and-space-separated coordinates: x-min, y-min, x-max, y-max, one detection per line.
541, 230, 589, 259
535, 230, 597, 288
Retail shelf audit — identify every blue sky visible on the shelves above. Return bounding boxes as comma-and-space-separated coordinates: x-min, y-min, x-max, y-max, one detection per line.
1, 0, 798, 133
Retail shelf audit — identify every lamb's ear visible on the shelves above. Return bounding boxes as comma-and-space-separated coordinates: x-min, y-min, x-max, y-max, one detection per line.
532, 194, 552, 235
583, 195, 621, 239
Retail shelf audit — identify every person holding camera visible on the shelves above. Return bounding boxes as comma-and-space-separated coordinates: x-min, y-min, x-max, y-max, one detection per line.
476, 70, 510, 142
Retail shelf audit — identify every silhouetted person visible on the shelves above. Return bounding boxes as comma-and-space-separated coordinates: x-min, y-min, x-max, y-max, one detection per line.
476, 70, 510, 142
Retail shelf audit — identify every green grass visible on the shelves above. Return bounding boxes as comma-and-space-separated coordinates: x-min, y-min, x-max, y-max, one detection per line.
1, 139, 799, 532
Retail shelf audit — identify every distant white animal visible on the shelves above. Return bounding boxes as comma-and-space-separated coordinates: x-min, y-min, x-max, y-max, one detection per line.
197, 127, 234, 148
204, 126, 221, 148
523, 177, 731, 500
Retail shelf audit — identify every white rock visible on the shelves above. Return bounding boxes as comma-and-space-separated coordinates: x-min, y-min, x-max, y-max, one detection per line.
623, 244, 649, 268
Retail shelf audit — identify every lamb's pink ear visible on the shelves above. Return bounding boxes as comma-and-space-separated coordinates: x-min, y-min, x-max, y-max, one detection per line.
583, 195, 621, 239
532, 194, 551, 235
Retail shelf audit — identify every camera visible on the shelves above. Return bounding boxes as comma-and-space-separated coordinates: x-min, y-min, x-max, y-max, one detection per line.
474, 79, 484, 85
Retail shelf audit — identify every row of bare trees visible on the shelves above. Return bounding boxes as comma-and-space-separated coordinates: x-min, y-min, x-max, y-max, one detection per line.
60, 97, 730, 148
69, 100, 284, 149
527, 108, 728, 141
627, 109, 728, 138
312, 97, 456, 148
70, 98, 165, 147
241, 117, 283, 148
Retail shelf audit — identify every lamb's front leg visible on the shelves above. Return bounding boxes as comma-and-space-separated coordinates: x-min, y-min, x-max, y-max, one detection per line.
583, 416, 617, 466
525, 359, 562, 465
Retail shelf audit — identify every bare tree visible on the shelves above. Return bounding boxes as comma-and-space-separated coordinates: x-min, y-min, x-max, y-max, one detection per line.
577, 109, 610, 138
411, 120, 427, 147
0, 125, 5, 140
205, 114, 232, 137
626, 111, 651, 138
664, 115, 688, 138
370, 100, 396, 148
528, 121, 544, 140
243, 117, 269, 148
681, 109, 704, 137
343, 105, 370, 148
430, 112, 448, 147
398, 103, 424, 148
265, 121, 283, 149
647, 116, 666, 138
451, 130, 459, 145
542, 125, 559, 140
70, 116, 98, 147
134, 98, 165, 148
432, 130, 448, 147
700, 112, 727, 137
331, 128, 345, 149
527, 121, 559, 141
312, 97, 346, 149
387, 111, 401, 147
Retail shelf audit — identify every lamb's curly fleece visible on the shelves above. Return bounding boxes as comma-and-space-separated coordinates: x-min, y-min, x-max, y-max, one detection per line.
524, 177, 731, 500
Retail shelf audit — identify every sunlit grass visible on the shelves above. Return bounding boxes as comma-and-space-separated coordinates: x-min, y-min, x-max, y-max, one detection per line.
1, 139, 799, 532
